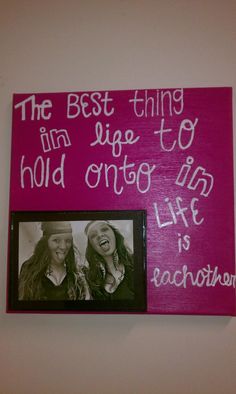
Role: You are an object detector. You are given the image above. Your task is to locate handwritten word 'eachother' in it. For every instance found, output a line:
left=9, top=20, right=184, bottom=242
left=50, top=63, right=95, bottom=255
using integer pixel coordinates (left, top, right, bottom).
left=151, top=265, right=236, bottom=288
left=85, top=155, right=156, bottom=195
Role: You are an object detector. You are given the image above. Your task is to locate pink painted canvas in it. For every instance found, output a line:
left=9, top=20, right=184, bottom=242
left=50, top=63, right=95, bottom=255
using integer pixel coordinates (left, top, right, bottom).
left=8, top=87, right=235, bottom=314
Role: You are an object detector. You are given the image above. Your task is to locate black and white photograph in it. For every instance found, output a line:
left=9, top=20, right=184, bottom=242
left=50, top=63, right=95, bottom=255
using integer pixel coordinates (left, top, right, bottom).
left=8, top=210, right=146, bottom=313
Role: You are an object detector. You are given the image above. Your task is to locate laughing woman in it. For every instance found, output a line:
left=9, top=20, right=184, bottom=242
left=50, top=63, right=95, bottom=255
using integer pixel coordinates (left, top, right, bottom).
left=85, top=221, right=134, bottom=300
left=19, top=221, right=90, bottom=300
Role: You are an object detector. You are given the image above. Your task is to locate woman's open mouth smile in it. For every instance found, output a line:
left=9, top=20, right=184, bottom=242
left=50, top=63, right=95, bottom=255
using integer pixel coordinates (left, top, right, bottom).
left=99, top=238, right=110, bottom=252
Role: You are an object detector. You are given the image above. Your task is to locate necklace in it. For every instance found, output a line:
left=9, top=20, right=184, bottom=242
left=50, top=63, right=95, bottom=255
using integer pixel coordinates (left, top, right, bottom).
left=46, top=265, right=67, bottom=286
left=104, top=265, right=125, bottom=294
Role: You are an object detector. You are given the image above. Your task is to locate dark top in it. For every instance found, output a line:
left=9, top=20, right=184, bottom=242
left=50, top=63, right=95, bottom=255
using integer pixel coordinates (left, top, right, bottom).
left=19, top=260, right=73, bottom=300
left=40, top=275, right=69, bottom=300
left=91, top=263, right=134, bottom=301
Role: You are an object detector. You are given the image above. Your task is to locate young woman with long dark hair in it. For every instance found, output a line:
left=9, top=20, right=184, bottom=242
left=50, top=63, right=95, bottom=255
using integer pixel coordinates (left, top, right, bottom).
left=85, top=221, right=134, bottom=300
left=19, top=221, right=90, bottom=300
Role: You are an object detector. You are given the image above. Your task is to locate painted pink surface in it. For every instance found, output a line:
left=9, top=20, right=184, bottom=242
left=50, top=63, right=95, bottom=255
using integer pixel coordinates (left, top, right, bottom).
left=10, top=87, right=235, bottom=315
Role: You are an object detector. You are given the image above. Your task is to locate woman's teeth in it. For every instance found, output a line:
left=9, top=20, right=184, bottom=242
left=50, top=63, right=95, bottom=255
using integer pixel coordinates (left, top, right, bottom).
left=99, top=239, right=109, bottom=251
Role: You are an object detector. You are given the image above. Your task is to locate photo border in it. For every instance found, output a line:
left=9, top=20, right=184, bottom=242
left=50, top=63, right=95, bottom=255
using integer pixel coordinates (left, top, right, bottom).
left=7, top=210, right=147, bottom=313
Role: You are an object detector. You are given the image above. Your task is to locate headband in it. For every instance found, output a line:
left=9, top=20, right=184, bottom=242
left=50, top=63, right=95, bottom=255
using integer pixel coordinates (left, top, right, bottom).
left=84, top=220, right=110, bottom=235
left=41, top=221, right=72, bottom=236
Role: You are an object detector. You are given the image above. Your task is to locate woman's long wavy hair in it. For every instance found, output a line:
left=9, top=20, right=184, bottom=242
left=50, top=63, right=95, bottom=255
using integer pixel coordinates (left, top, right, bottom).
left=19, top=235, right=84, bottom=300
left=85, top=223, right=133, bottom=293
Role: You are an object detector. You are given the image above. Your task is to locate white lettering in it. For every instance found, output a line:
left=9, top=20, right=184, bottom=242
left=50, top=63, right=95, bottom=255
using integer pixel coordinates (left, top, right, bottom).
left=67, top=91, right=115, bottom=119
left=90, top=122, right=140, bottom=157
left=151, top=264, right=236, bottom=289
left=85, top=155, right=156, bottom=195
left=129, top=89, right=184, bottom=117
left=153, top=196, right=204, bottom=228
left=154, top=118, right=198, bottom=151
left=14, top=95, right=52, bottom=121
left=20, top=154, right=65, bottom=188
